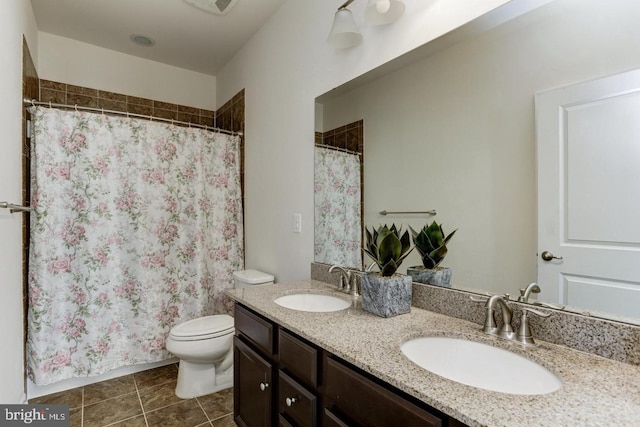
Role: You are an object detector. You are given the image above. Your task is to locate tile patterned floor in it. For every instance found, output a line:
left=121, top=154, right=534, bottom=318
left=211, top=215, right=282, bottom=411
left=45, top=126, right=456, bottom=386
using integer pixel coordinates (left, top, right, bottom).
left=29, top=364, right=236, bottom=427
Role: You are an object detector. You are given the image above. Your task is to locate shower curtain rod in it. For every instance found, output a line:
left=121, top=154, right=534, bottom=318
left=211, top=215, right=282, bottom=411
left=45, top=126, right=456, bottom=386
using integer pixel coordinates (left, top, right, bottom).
left=23, top=98, right=243, bottom=137
left=316, top=143, right=361, bottom=156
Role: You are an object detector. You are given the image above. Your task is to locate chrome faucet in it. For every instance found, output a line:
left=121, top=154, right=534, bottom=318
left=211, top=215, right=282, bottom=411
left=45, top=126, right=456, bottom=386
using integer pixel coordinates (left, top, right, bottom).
left=517, top=282, right=540, bottom=303
left=472, top=293, right=552, bottom=346
left=516, top=307, right=551, bottom=345
left=517, top=282, right=565, bottom=310
left=482, top=294, right=515, bottom=339
left=329, top=265, right=358, bottom=296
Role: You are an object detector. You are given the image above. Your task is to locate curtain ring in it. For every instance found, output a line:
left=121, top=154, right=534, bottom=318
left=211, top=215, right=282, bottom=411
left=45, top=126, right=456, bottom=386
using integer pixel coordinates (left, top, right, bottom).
left=48, top=101, right=52, bottom=108
left=31, top=99, right=36, bottom=107
left=74, top=104, right=78, bottom=112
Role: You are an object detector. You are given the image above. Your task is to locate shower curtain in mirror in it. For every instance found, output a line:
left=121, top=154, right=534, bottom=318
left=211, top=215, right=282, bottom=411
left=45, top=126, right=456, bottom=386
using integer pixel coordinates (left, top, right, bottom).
left=314, top=147, right=362, bottom=269
left=27, top=106, right=244, bottom=385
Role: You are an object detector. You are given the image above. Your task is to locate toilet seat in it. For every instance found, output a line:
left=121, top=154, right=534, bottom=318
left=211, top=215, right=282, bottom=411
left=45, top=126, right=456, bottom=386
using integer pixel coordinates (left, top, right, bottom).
left=169, top=315, right=234, bottom=341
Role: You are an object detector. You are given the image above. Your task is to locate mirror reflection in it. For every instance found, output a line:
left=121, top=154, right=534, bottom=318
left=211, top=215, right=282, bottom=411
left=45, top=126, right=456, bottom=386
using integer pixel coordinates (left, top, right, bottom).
left=314, top=0, right=640, bottom=325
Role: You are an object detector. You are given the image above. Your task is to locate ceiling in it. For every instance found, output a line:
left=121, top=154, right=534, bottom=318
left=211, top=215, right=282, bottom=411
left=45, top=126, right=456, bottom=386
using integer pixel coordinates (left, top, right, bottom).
left=30, top=0, right=287, bottom=76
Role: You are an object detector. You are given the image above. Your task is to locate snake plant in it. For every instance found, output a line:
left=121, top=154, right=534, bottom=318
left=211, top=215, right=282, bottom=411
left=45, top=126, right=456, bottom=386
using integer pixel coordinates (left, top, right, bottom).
left=409, top=221, right=457, bottom=269
left=363, top=224, right=413, bottom=277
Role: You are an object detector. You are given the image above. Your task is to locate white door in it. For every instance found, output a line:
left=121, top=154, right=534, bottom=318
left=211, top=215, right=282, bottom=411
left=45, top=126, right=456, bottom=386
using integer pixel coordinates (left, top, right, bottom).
left=536, top=68, right=640, bottom=319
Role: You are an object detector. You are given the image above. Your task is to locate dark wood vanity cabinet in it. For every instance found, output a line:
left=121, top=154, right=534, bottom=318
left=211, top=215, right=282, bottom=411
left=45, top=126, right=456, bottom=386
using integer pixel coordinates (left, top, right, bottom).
left=234, top=304, right=320, bottom=427
left=323, top=355, right=442, bottom=427
left=234, top=304, right=277, bottom=427
left=234, top=303, right=468, bottom=427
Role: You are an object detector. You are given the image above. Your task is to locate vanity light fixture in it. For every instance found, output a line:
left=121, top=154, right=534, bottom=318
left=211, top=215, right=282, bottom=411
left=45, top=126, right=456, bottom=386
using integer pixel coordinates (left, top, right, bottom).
left=327, top=0, right=405, bottom=49
left=364, top=0, right=406, bottom=25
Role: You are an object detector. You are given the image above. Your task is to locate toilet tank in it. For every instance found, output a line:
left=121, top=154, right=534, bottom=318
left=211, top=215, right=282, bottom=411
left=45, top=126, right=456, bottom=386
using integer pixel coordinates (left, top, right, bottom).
left=233, top=269, right=275, bottom=288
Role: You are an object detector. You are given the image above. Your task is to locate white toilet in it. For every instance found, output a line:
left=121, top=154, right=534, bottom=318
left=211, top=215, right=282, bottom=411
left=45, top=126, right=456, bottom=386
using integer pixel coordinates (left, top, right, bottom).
left=166, top=269, right=274, bottom=398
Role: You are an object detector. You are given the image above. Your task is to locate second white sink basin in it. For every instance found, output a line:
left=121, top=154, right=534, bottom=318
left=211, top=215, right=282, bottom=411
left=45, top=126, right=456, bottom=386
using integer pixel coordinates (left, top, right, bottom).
left=401, top=337, right=562, bottom=395
left=274, top=293, right=351, bottom=312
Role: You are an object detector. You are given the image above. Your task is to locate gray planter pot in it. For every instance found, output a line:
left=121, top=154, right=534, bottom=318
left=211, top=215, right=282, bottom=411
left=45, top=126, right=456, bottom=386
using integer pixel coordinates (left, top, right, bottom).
left=360, top=273, right=412, bottom=318
left=407, top=266, right=452, bottom=288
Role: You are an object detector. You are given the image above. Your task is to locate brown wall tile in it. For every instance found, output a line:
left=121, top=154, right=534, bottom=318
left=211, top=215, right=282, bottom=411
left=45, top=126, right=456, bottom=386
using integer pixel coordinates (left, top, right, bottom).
left=128, top=104, right=153, bottom=116
left=153, top=101, right=178, bottom=111
left=153, top=108, right=178, bottom=120
left=98, top=98, right=127, bottom=112
left=40, top=79, right=64, bottom=91
left=67, top=93, right=98, bottom=108
left=39, top=88, right=65, bottom=105
left=127, top=96, right=153, bottom=107
left=98, top=90, right=127, bottom=102
left=66, top=84, right=97, bottom=98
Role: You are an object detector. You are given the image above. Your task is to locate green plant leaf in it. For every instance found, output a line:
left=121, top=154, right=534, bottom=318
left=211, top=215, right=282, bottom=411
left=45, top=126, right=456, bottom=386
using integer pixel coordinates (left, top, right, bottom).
left=380, top=259, right=398, bottom=276
left=379, top=232, right=401, bottom=265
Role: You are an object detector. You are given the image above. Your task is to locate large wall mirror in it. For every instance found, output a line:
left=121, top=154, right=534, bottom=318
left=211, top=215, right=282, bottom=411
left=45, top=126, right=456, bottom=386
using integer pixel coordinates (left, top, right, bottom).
left=314, top=0, right=640, bottom=326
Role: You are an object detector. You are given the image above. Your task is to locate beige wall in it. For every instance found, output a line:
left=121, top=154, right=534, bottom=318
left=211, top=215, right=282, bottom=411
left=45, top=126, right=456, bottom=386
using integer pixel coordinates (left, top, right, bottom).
left=321, top=0, right=640, bottom=294
left=215, top=0, right=543, bottom=283
left=0, top=0, right=38, bottom=404
left=38, top=32, right=216, bottom=110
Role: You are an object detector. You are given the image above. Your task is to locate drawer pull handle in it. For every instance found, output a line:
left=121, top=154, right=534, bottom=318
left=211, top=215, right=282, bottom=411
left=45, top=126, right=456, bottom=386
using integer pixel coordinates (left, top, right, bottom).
left=285, top=397, right=297, bottom=407
left=259, top=382, right=269, bottom=391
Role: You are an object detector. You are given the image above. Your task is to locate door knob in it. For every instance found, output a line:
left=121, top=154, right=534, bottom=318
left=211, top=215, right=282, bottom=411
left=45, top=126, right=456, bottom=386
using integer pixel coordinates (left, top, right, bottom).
left=541, top=251, right=563, bottom=261
left=259, top=382, right=269, bottom=391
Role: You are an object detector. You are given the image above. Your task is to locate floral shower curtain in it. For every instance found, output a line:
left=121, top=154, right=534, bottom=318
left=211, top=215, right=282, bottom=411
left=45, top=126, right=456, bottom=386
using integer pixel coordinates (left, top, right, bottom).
left=27, top=106, right=244, bottom=385
left=314, top=147, right=362, bottom=269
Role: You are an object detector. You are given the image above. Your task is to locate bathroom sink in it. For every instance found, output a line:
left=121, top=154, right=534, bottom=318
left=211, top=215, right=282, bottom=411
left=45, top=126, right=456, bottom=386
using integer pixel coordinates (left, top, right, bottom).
left=274, top=293, right=351, bottom=312
left=401, top=337, right=561, bottom=395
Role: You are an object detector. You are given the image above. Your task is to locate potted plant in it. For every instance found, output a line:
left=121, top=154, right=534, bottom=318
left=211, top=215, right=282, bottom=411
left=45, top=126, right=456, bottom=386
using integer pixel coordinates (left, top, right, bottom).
left=407, top=221, right=457, bottom=287
left=361, top=224, right=414, bottom=317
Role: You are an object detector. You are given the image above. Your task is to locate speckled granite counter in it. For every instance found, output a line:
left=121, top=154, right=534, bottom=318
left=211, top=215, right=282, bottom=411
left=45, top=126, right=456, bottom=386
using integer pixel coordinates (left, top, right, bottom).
left=227, top=280, right=640, bottom=427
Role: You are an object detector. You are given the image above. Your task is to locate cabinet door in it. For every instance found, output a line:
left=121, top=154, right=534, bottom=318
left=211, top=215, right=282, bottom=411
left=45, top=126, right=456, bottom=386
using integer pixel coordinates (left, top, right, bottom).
left=234, top=336, right=274, bottom=427
left=324, top=355, right=442, bottom=427
left=278, top=370, right=317, bottom=427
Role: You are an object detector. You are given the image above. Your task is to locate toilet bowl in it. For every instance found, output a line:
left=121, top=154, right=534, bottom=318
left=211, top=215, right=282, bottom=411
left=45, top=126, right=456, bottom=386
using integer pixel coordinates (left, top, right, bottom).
left=166, top=269, right=274, bottom=398
left=166, top=315, right=235, bottom=398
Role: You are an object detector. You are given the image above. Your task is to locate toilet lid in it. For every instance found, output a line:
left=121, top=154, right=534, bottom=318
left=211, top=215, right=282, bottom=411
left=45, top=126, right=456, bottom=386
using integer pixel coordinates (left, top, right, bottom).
left=169, top=315, right=234, bottom=341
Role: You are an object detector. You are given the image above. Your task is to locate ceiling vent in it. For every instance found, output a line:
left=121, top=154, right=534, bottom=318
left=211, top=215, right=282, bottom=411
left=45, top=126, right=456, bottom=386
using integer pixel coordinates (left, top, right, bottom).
left=182, top=0, right=240, bottom=15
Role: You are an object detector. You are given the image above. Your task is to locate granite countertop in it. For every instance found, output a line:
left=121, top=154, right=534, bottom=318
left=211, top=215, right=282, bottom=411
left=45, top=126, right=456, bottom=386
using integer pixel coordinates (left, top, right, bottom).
left=227, top=280, right=640, bottom=427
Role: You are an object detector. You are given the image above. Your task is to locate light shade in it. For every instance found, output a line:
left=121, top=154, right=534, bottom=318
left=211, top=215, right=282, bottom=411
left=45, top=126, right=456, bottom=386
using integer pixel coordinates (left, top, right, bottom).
left=364, top=0, right=405, bottom=25
left=327, top=8, right=363, bottom=49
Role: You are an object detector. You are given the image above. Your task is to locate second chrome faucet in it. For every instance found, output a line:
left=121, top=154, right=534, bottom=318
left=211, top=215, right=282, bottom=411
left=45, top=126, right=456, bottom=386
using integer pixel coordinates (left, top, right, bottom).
left=473, top=293, right=551, bottom=346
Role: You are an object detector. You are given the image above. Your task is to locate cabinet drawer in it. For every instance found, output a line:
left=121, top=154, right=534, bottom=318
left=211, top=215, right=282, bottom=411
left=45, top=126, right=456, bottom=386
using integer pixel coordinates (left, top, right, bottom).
left=279, top=329, right=319, bottom=388
left=324, top=356, right=442, bottom=427
left=278, top=370, right=318, bottom=427
left=323, top=408, right=349, bottom=427
left=235, top=304, right=275, bottom=356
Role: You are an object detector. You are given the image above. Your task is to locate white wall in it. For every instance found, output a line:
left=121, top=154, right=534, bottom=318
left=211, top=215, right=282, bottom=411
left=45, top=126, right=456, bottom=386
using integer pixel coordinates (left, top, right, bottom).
left=214, top=0, right=551, bottom=282
left=320, top=0, right=640, bottom=295
left=0, top=0, right=38, bottom=404
left=38, top=33, right=216, bottom=110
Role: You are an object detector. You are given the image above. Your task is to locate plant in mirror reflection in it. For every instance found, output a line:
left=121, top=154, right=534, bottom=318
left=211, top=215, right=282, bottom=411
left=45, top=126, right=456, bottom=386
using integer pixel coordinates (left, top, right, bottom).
left=409, top=221, right=457, bottom=269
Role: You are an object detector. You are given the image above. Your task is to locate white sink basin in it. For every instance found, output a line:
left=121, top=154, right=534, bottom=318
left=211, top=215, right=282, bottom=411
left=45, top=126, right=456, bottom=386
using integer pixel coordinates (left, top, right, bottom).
left=274, top=293, right=351, bottom=312
left=401, top=337, right=562, bottom=395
